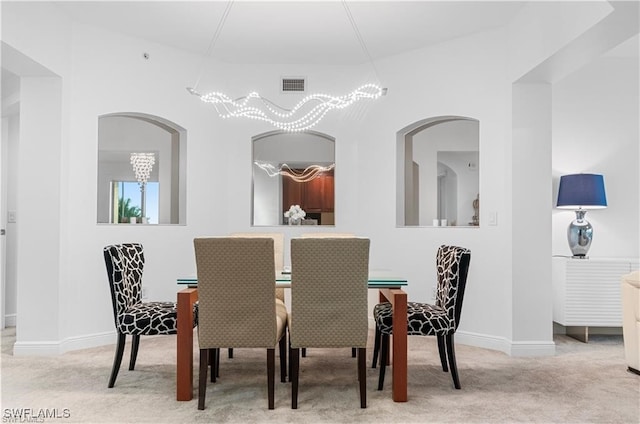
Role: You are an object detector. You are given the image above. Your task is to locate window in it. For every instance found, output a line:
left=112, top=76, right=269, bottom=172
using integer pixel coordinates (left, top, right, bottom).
left=110, top=181, right=159, bottom=224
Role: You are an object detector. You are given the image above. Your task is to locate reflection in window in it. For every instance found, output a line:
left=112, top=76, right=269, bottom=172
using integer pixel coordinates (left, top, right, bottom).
left=97, top=112, right=187, bottom=225
left=397, top=116, right=480, bottom=227
left=110, top=181, right=159, bottom=224
left=280, top=169, right=335, bottom=225
left=252, top=131, right=335, bottom=226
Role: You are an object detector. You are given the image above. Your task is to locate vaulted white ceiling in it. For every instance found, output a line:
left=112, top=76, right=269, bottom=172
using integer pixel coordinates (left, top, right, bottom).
left=54, top=1, right=526, bottom=65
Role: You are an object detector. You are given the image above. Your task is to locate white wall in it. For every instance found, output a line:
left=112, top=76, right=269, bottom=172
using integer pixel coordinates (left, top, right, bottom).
left=507, top=1, right=613, bottom=81
left=18, top=76, right=64, bottom=346
left=2, top=1, right=635, bottom=356
left=511, top=82, right=554, bottom=348
left=552, top=45, right=640, bottom=259
left=352, top=28, right=515, bottom=352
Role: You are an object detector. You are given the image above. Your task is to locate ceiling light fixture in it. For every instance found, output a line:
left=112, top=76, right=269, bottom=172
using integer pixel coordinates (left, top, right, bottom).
left=187, top=0, right=386, bottom=132
left=254, top=162, right=335, bottom=183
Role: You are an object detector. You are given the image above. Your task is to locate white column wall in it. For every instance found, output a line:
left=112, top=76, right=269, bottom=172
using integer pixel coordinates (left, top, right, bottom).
left=2, top=114, right=19, bottom=327
left=16, top=77, right=63, bottom=347
left=511, top=83, right=554, bottom=350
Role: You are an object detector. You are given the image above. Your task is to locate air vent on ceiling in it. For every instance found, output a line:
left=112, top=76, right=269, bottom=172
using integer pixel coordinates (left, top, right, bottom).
left=281, top=77, right=306, bottom=93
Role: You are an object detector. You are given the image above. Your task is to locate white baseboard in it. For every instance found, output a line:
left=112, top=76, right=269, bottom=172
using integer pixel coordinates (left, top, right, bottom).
left=13, top=331, right=116, bottom=356
left=456, top=330, right=556, bottom=357
left=4, top=313, right=16, bottom=327
left=509, top=340, right=556, bottom=356
left=11, top=329, right=556, bottom=357
left=455, top=331, right=511, bottom=354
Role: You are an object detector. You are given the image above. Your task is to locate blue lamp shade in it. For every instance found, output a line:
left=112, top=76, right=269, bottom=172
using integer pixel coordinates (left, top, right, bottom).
left=556, top=173, right=607, bottom=210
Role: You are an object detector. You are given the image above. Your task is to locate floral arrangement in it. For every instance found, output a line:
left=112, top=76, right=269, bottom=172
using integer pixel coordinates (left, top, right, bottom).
left=284, top=204, right=306, bottom=224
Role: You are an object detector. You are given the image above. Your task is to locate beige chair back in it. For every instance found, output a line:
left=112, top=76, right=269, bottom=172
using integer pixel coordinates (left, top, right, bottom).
left=300, top=233, right=355, bottom=238
left=194, top=237, right=279, bottom=348
left=230, top=232, right=285, bottom=302
left=289, top=237, right=370, bottom=349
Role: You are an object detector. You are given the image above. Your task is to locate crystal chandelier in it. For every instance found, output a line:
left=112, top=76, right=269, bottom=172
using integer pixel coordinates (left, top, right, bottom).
left=188, top=0, right=386, bottom=132
left=130, top=153, right=155, bottom=219
left=254, top=162, right=335, bottom=183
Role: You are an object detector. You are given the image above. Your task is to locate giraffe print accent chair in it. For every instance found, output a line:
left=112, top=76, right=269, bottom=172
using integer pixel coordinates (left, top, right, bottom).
left=103, top=243, right=198, bottom=388
left=372, top=245, right=471, bottom=390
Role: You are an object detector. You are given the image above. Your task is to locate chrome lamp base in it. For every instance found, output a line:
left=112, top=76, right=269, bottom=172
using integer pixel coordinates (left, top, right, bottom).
left=567, top=209, right=593, bottom=258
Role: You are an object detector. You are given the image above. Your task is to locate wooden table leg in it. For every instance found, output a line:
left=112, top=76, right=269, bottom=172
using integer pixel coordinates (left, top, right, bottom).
left=379, top=288, right=408, bottom=402
left=177, top=288, right=198, bottom=401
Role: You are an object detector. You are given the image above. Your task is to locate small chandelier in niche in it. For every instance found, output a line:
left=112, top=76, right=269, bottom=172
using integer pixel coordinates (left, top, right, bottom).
left=130, top=152, right=156, bottom=220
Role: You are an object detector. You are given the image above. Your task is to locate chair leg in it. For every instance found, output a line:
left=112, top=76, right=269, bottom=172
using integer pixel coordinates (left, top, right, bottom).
left=377, top=333, right=389, bottom=390
left=216, top=348, right=220, bottom=378
left=445, top=334, right=461, bottom=389
left=288, top=339, right=292, bottom=382
left=291, top=348, right=300, bottom=409
left=279, top=334, right=287, bottom=383
left=267, top=348, right=275, bottom=409
left=372, top=325, right=381, bottom=368
left=437, top=334, right=449, bottom=372
left=228, top=347, right=233, bottom=359
left=198, top=348, right=209, bottom=410
left=358, top=347, right=367, bottom=408
left=108, top=333, right=126, bottom=388
left=209, top=349, right=214, bottom=382
left=128, top=334, right=140, bottom=371
left=209, top=349, right=219, bottom=382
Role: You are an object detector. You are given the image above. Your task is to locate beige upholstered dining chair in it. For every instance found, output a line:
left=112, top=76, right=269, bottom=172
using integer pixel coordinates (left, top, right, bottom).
left=299, top=232, right=356, bottom=357
left=289, top=237, right=370, bottom=409
left=230, top=233, right=285, bottom=302
left=622, top=270, right=640, bottom=375
left=301, top=232, right=355, bottom=238
left=193, top=237, right=288, bottom=410
left=229, top=233, right=285, bottom=360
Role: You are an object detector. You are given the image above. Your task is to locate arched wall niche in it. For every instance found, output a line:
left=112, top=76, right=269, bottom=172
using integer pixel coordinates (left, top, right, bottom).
left=252, top=130, right=336, bottom=226
left=396, top=116, right=480, bottom=227
left=96, top=112, right=187, bottom=225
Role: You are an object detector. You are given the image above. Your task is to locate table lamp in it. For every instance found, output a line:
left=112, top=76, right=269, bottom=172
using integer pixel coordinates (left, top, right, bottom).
left=556, top=173, right=607, bottom=258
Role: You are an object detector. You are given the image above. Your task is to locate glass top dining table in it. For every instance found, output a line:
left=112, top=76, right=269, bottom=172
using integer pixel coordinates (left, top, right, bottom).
left=176, top=270, right=408, bottom=288
left=175, top=270, right=409, bottom=402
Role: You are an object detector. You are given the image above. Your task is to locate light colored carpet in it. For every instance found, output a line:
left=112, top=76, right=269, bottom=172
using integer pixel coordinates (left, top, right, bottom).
left=1, top=327, right=638, bottom=423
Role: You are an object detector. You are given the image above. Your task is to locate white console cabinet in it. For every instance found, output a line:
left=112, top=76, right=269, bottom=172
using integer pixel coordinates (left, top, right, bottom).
left=552, top=256, right=640, bottom=342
